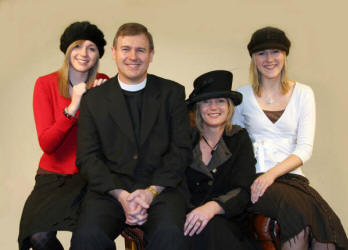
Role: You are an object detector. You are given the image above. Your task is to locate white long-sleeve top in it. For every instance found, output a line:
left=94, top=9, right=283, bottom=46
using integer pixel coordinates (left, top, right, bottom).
left=232, top=83, right=316, bottom=175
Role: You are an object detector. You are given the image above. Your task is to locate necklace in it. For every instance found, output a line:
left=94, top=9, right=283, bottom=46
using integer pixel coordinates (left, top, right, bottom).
left=202, top=136, right=219, bottom=155
left=266, top=97, right=274, bottom=104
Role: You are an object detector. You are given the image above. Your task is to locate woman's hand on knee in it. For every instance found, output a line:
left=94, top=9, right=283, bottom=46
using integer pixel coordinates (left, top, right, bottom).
left=250, top=172, right=275, bottom=203
left=184, top=201, right=223, bottom=236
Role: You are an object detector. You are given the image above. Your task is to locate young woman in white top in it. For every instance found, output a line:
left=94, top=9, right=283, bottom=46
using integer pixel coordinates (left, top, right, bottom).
left=233, top=27, right=347, bottom=250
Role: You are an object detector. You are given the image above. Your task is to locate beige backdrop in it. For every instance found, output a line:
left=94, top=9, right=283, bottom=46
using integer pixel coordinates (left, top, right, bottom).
left=1, top=0, right=347, bottom=249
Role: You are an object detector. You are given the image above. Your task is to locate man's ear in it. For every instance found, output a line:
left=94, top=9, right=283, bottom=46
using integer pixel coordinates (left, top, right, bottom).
left=149, top=49, right=155, bottom=63
left=111, top=46, right=116, bottom=60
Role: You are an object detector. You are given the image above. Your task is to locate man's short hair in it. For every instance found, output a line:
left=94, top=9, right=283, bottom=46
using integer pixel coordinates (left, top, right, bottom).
left=113, top=22, right=154, bottom=51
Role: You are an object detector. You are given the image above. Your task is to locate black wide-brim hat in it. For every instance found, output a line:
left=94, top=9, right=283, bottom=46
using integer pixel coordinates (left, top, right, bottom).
left=185, top=70, right=242, bottom=107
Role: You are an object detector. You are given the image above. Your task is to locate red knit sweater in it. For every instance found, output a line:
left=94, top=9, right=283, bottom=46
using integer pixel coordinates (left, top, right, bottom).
left=33, top=71, right=109, bottom=174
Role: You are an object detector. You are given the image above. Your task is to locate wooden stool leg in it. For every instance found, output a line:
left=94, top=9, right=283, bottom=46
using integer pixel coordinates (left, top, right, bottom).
left=122, top=227, right=144, bottom=250
left=255, top=216, right=277, bottom=250
left=249, top=214, right=280, bottom=250
left=124, top=237, right=137, bottom=250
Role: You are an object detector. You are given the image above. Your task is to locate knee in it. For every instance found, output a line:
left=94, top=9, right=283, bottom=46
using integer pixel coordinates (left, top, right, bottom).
left=148, top=223, right=185, bottom=244
left=295, top=226, right=310, bottom=241
left=146, top=224, right=187, bottom=250
left=30, top=231, right=63, bottom=250
left=30, top=232, right=50, bottom=246
left=72, top=227, right=103, bottom=241
left=154, top=223, right=183, bottom=238
left=200, top=216, right=241, bottom=240
left=71, top=227, right=115, bottom=250
left=281, top=227, right=310, bottom=250
left=30, top=232, right=56, bottom=246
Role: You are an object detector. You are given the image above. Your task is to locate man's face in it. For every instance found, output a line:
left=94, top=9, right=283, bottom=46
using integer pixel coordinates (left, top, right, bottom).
left=112, top=34, right=154, bottom=84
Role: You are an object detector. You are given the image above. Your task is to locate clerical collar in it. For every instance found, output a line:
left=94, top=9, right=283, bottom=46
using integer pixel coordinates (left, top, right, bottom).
left=118, top=76, right=147, bottom=92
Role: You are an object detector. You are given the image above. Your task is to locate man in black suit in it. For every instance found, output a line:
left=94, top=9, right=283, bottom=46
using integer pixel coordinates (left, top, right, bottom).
left=70, top=23, right=191, bottom=250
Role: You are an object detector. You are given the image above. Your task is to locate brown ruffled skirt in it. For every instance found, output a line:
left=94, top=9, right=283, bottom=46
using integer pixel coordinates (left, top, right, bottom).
left=248, top=173, right=348, bottom=249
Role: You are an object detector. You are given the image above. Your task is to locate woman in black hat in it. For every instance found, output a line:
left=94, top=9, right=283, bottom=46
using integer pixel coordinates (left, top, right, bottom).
left=184, top=70, right=258, bottom=250
left=18, top=21, right=108, bottom=250
left=233, top=27, right=348, bottom=249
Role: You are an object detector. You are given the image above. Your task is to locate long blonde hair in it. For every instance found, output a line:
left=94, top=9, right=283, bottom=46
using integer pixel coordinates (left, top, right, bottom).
left=249, top=51, right=290, bottom=97
left=58, top=40, right=99, bottom=98
left=194, top=98, right=235, bottom=135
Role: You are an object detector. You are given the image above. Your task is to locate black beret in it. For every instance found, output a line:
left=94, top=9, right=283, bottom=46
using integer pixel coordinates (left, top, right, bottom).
left=60, top=21, right=106, bottom=58
left=247, top=27, right=291, bottom=56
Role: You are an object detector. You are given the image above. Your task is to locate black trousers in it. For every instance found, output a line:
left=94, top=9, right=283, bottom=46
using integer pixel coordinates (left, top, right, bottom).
left=70, top=188, right=189, bottom=250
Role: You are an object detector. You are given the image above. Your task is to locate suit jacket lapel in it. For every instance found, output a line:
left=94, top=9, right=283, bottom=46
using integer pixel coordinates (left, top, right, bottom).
left=140, top=75, right=160, bottom=146
left=105, top=77, right=136, bottom=144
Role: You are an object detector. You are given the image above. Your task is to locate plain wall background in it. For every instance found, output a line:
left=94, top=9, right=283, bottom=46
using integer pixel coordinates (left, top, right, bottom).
left=1, top=0, right=347, bottom=249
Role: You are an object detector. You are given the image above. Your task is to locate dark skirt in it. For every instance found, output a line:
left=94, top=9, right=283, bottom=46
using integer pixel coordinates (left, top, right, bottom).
left=186, top=215, right=260, bottom=250
left=18, top=174, right=87, bottom=250
left=248, top=173, right=348, bottom=249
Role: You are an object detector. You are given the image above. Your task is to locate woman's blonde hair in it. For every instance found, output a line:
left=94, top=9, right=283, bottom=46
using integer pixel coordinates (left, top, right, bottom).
left=249, top=51, right=290, bottom=97
left=58, top=40, right=99, bottom=98
left=194, top=98, right=235, bottom=135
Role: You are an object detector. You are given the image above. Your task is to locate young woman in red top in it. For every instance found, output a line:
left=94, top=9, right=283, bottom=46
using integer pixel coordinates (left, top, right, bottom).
left=18, top=21, right=109, bottom=250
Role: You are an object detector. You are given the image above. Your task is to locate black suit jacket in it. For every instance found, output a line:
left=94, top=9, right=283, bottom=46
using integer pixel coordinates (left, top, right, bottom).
left=76, top=74, right=192, bottom=195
